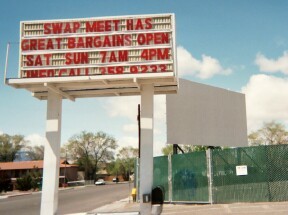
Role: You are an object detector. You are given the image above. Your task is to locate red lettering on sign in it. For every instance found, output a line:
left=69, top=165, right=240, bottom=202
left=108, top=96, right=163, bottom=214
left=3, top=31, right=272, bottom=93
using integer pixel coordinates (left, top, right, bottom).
left=44, top=22, right=81, bottom=34
left=135, top=19, right=144, bottom=30
left=86, top=37, right=93, bottom=48
left=127, top=18, right=152, bottom=30
left=76, top=37, right=85, bottom=48
left=100, top=51, right=128, bottom=63
left=46, top=39, right=54, bottom=49
left=25, top=55, right=44, bottom=66
left=44, top=54, right=52, bottom=66
left=100, top=51, right=107, bottom=63
left=68, top=38, right=76, bottom=49
left=86, top=20, right=120, bottom=32
left=73, top=22, right=80, bottom=32
left=21, top=38, right=63, bottom=51
left=52, top=23, right=63, bottom=34
left=103, top=36, right=112, bottom=47
left=145, top=18, right=152, bottom=29
left=35, top=55, right=43, bottom=66
left=38, top=39, right=45, bottom=50
left=65, top=52, right=89, bottom=65
left=141, top=48, right=170, bottom=60
left=128, top=64, right=167, bottom=74
left=21, top=40, right=29, bottom=51
left=26, top=55, right=33, bottom=66
left=137, top=33, right=169, bottom=45
left=30, top=40, right=37, bottom=50
left=26, top=70, right=55, bottom=78
left=113, top=20, right=120, bottom=31
left=126, top=19, right=133, bottom=30
left=44, top=23, right=51, bottom=34
left=101, top=66, right=124, bottom=75
left=64, top=23, right=72, bottom=33
left=93, top=36, right=101, bottom=47
left=55, top=38, right=62, bottom=49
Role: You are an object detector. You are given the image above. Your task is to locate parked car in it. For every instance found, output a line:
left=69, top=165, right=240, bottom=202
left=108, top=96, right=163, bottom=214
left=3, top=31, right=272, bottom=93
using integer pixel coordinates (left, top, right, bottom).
left=95, top=179, right=105, bottom=185
left=112, top=177, right=119, bottom=183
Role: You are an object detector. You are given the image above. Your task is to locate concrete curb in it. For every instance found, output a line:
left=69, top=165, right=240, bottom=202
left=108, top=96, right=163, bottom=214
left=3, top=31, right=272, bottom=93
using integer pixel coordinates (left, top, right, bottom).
left=0, top=192, right=32, bottom=199
left=0, top=186, right=82, bottom=199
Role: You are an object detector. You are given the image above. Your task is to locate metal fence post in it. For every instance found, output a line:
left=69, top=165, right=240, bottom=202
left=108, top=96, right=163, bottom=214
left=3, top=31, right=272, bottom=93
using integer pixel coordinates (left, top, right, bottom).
left=168, top=154, right=172, bottom=202
left=136, top=157, right=140, bottom=202
left=206, top=148, right=213, bottom=204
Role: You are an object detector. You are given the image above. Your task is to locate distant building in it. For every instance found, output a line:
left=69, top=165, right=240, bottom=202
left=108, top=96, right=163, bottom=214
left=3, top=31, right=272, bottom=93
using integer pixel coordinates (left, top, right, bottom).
left=0, top=159, right=78, bottom=182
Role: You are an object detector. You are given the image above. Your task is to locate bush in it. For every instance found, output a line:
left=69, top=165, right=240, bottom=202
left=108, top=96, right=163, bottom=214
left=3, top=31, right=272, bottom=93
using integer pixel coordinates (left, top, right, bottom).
left=0, top=171, right=13, bottom=192
left=16, top=174, right=32, bottom=191
left=16, top=169, right=42, bottom=191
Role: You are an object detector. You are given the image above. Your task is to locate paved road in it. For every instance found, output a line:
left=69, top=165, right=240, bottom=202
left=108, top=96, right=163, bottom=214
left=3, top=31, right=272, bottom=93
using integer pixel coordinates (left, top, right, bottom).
left=0, top=183, right=130, bottom=215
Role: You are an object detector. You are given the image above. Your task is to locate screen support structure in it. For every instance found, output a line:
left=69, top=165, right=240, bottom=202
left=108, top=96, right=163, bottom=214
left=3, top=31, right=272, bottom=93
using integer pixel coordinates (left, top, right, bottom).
left=39, top=84, right=155, bottom=215
left=40, top=90, right=62, bottom=215
left=140, top=84, right=154, bottom=215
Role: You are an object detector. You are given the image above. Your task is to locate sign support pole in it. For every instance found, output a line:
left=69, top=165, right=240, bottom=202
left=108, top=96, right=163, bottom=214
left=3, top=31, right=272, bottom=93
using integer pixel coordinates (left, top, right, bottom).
left=140, top=84, right=154, bottom=215
left=40, top=90, right=62, bottom=215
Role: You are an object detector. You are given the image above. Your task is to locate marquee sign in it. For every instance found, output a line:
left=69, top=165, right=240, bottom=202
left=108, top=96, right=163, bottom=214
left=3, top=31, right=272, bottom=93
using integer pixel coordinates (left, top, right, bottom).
left=19, top=14, right=177, bottom=79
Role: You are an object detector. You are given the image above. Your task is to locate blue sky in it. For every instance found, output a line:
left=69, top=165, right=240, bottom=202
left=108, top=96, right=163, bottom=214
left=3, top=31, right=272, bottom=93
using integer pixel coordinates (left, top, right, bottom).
left=1, top=0, right=288, bottom=155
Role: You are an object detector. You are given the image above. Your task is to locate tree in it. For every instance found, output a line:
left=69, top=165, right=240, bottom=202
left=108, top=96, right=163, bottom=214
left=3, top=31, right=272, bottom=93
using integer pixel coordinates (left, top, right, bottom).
left=64, top=131, right=117, bottom=180
left=26, top=145, right=45, bottom=160
left=161, top=144, right=173, bottom=156
left=0, top=134, right=26, bottom=162
left=107, top=147, right=138, bottom=181
left=248, top=121, right=288, bottom=146
left=161, top=144, right=214, bottom=156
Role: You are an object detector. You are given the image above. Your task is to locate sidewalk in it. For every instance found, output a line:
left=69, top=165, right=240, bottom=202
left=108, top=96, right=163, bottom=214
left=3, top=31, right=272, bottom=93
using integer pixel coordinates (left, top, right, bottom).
left=87, top=198, right=288, bottom=215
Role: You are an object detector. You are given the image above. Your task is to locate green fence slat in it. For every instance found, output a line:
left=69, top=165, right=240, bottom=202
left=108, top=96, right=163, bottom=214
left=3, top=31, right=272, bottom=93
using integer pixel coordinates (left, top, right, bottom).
left=153, top=156, right=169, bottom=201
left=171, top=152, right=209, bottom=202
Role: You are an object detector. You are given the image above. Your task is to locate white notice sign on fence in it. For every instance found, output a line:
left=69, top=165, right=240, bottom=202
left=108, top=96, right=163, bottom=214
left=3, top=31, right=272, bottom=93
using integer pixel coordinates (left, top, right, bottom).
left=236, top=165, right=248, bottom=176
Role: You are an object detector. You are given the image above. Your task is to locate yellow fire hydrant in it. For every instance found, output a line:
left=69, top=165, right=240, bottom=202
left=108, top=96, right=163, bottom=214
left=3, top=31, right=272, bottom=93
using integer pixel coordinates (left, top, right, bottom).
left=131, top=188, right=137, bottom=202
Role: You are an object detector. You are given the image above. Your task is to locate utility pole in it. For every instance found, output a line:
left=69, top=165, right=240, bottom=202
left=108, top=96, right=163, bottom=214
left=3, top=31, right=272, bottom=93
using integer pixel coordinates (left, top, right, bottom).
left=137, top=104, right=141, bottom=158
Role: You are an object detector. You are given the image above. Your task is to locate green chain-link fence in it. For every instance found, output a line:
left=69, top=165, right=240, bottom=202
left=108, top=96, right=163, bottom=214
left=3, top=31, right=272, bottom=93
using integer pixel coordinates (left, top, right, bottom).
left=172, top=152, right=209, bottom=202
left=153, top=156, right=169, bottom=201
left=135, top=144, right=288, bottom=203
left=211, top=145, right=288, bottom=203
left=212, top=146, right=269, bottom=203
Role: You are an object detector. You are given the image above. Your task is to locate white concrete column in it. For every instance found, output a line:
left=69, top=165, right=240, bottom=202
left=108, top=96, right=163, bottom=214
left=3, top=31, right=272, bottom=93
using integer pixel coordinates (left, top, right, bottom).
left=140, top=84, right=154, bottom=215
left=41, top=90, right=62, bottom=215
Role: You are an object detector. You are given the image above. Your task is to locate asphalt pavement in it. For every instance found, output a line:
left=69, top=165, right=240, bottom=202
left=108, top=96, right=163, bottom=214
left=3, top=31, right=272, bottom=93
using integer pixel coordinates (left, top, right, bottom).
left=0, top=183, right=130, bottom=215
left=2, top=186, right=288, bottom=215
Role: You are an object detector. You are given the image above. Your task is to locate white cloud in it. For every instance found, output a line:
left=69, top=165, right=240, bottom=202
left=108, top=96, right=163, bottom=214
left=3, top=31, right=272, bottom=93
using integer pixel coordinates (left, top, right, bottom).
left=242, top=74, right=288, bottom=131
left=105, top=96, right=140, bottom=121
left=0, top=130, right=3, bottom=135
left=123, top=123, right=138, bottom=133
left=177, top=46, right=232, bottom=79
left=255, top=52, right=288, bottom=74
left=104, top=95, right=166, bottom=127
left=25, top=134, right=47, bottom=147
left=117, top=136, right=138, bottom=149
